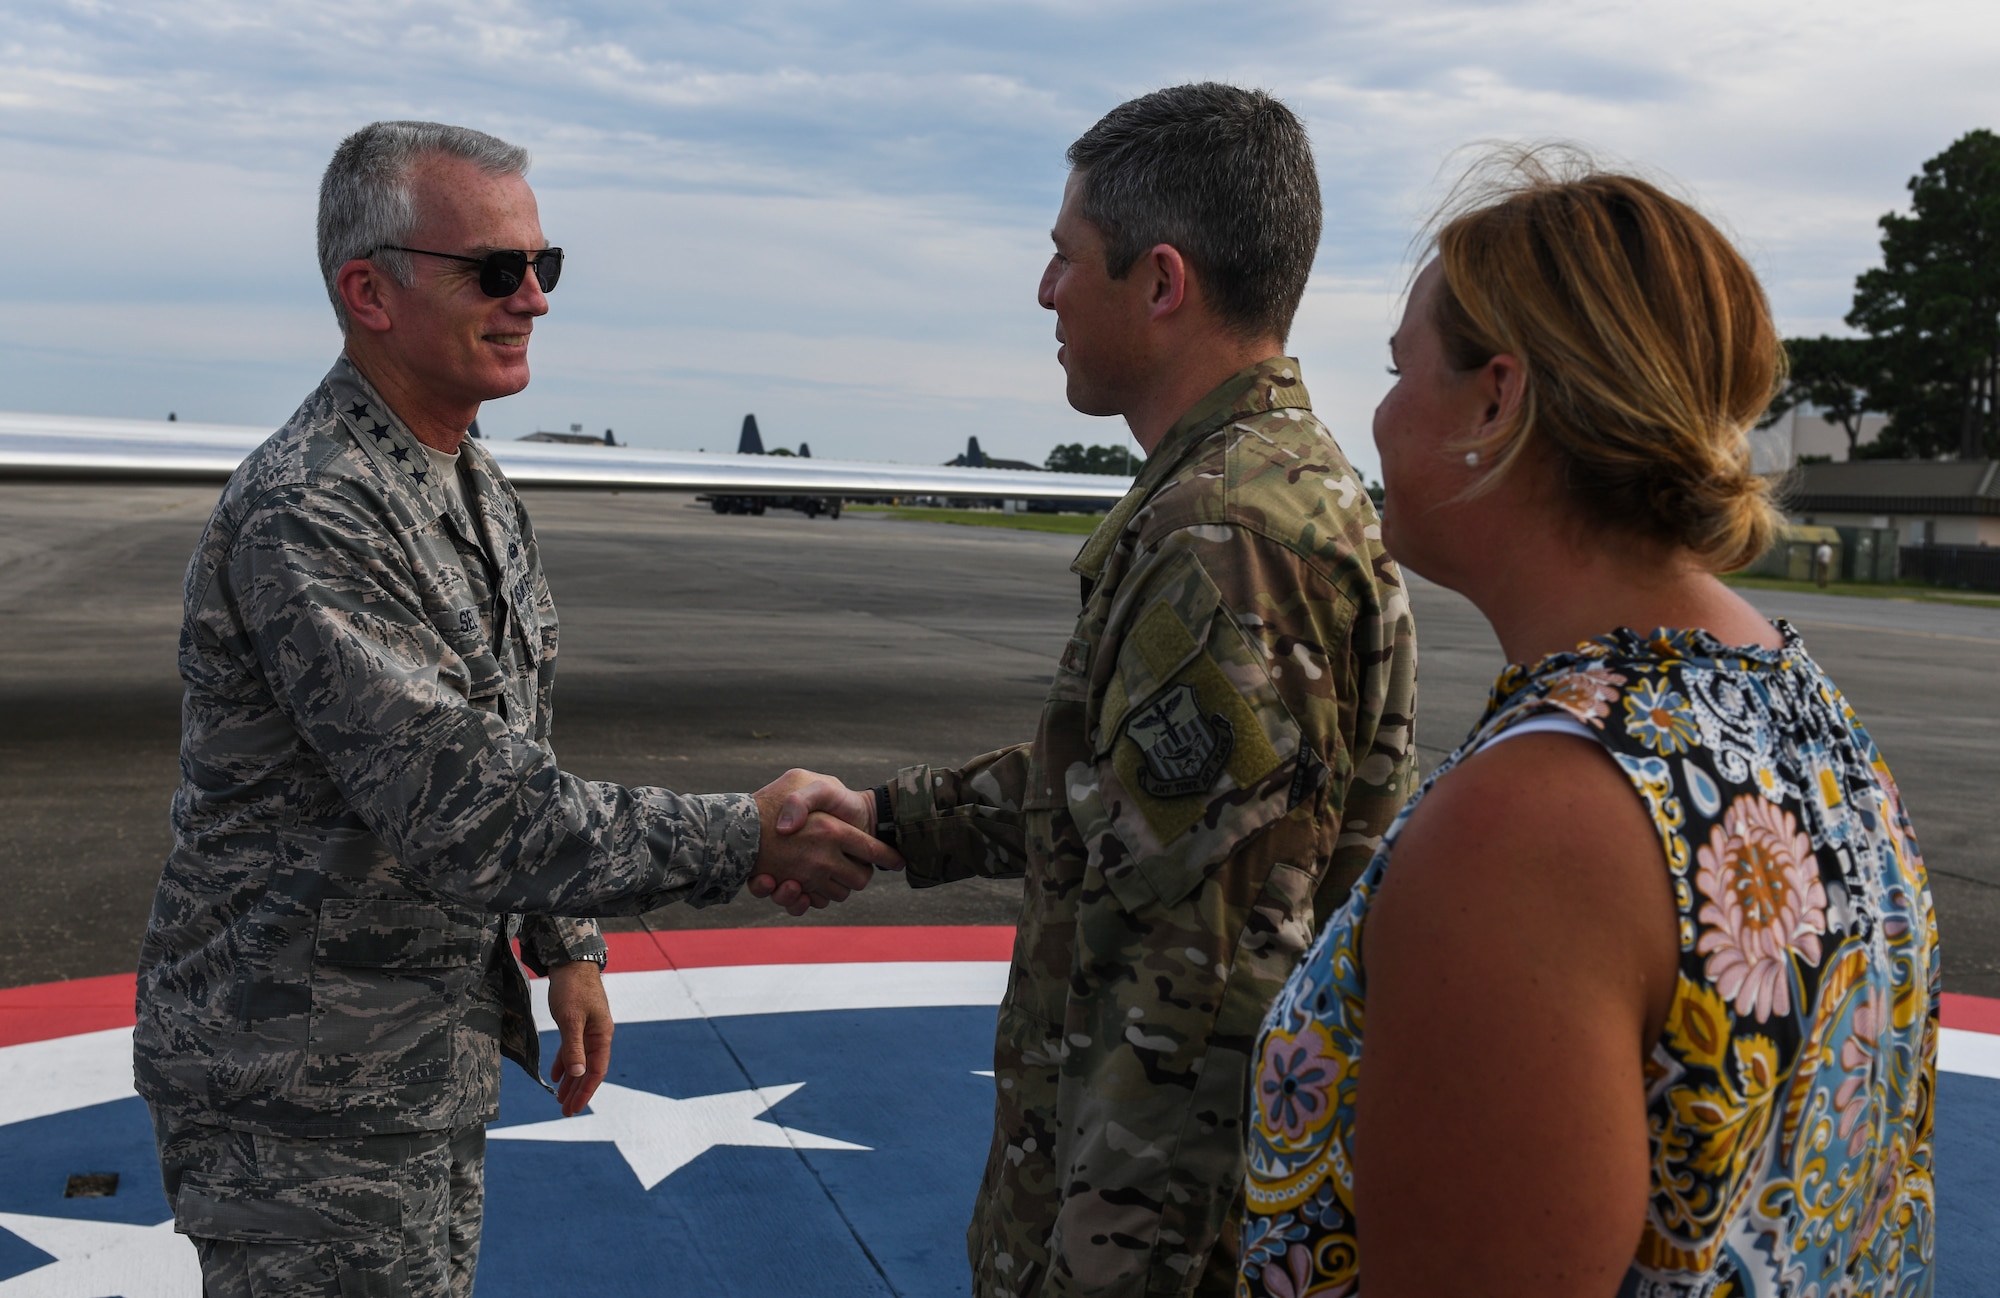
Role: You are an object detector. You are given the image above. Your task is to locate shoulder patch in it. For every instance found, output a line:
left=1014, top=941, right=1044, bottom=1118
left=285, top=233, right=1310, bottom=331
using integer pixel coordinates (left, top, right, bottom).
left=1110, top=644, right=1284, bottom=847
left=1125, top=682, right=1234, bottom=798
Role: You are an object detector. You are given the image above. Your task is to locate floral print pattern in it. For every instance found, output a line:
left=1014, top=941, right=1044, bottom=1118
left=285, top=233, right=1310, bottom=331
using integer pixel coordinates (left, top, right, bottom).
left=1623, top=677, right=1700, bottom=754
left=1543, top=661, right=1626, bottom=726
left=1694, top=795, right=1828, bottom=1021
left=1242, top=624, right=1938, bottom=1298
left=1257, top=1022, right=1338, bottom=1141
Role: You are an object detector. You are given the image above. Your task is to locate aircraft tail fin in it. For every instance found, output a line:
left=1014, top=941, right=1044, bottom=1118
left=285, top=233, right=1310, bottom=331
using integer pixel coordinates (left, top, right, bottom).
left=738, top=415, right=764, bottom=455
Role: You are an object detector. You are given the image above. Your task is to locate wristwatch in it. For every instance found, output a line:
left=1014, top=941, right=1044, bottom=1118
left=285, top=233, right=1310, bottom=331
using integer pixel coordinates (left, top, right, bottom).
left=869, top=784, right=899, bottom=848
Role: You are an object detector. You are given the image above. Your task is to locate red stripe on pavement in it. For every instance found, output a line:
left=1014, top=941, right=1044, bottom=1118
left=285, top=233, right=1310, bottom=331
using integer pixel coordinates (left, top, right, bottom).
left=0, top=927, right=1019, bottom=1047
left=516, top=926, right=1016, bottom=976
left=1943, top=991, right=2000, bottom=1037
left=9, top=939, right=1990, bottom=1049
left=622, top=925, right=1017, bottom=971
left=0, top=971, right=137, bottom=1047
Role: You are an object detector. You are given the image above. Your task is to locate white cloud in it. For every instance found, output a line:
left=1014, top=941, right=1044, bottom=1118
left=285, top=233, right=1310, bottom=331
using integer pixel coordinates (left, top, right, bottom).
left=1, top=0, right=1998, bottom=478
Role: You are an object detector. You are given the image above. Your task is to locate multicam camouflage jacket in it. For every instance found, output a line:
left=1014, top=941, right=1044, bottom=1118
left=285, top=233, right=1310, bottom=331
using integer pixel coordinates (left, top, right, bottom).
left=886, top=358, right=1421, bottom=1297
left=135, top=356, right=761, bottom=1139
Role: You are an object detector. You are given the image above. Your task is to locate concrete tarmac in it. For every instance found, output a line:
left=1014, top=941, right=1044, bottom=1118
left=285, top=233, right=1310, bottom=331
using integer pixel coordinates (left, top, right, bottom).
left=2, top=483, right=1996, bottom=994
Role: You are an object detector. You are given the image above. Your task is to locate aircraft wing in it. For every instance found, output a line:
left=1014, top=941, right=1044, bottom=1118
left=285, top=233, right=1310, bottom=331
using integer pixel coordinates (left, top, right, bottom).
left=0, top=411, right=1134, bottom=502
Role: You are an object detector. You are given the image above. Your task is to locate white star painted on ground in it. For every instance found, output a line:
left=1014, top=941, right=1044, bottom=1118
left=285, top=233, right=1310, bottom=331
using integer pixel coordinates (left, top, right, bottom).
left=488, top=1081, right=868, bottom=1190
left=0, top=1213, right=200, bottom=1297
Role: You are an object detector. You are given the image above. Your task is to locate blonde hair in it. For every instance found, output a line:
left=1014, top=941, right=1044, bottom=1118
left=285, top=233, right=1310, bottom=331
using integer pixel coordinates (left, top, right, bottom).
left=1426, top=147, right=1782, bottom=571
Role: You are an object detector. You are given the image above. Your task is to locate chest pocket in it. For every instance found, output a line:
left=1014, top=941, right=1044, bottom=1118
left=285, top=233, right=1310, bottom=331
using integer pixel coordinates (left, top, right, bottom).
left=1024, top=632, right=1095, bottom=814
left=432, top=515, right=517, bottom=712
left=434, top=596, right=506, bottom=712
left=1084, top=550, right=1301, bottom=913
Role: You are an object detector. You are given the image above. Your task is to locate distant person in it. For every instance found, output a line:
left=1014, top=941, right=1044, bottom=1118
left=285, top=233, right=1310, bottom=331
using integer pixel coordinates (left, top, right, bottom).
left=757, top=84, right=1419, bottom=1295
left=1815, top=538, right=1835, bottom=586
left=135, top=120, right=897, bottom=1298
left=1240, top=155, right=1936, bottom=1297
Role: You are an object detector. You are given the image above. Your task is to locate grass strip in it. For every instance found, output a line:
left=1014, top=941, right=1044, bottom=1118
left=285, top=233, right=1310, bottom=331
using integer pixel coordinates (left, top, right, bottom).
left=847, top=513, right=2000, bottom=604
left=1721, top=573, right=2000, bottom=608
left=847, top=505, right=1105, bottom=535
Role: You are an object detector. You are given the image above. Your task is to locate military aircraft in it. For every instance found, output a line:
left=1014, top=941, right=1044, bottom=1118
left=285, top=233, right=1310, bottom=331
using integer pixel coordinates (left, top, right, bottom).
left=703, top=414, right=843, bottom=517
left=0, top=410, right=1133, bottom=508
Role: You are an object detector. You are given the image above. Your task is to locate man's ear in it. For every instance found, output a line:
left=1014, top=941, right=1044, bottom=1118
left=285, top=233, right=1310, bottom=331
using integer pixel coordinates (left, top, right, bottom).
left=336, top=258, right=395, bottom=335
left=1143, top=243, right=1187, bottom=321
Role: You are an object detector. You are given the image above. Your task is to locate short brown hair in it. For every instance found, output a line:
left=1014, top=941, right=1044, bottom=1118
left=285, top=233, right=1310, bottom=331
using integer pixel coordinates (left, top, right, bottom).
left=1067, top=83, right=1320, bottom=343
left=1428, top=148, right=1782, bottom=571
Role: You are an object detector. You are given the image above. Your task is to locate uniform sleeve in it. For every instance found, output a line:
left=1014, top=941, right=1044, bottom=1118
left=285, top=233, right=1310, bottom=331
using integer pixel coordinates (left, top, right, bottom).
left=516, top=915, right=607, bottom=974
left=228, top=485, right=760, bottom=916
left=1077, top=523, right=1399, bottom=917
left=1320, top=533, right=1421, bottom=896
left=885, top=744, right=1034, bottom=885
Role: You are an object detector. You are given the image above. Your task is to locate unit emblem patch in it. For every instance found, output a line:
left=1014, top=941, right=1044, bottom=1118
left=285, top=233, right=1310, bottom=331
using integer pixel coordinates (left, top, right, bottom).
left=1125, top=682, right=1233, bottom=798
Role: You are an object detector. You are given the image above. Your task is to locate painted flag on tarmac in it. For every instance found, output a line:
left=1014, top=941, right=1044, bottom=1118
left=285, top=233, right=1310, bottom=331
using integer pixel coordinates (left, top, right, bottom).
left=0, top=926, right=1995, bottom=1295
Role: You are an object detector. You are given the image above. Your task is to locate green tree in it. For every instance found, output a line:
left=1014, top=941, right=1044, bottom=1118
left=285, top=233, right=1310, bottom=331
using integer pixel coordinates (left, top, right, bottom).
left=1761, top=335, right=1882, bottom=458
left=1046, top=442, right=1140, bottom=474
left=1847, top=129, right=2000, bottom=459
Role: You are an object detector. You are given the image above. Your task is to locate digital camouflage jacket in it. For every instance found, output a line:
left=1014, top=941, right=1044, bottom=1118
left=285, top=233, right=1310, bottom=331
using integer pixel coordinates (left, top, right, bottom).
left=886, top=359, right=1421, bottom=1297
left=135, top=356, right=761, bottom=1139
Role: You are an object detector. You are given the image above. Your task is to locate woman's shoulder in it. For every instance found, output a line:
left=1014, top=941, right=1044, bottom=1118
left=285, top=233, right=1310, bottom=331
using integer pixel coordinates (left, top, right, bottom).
left=1380, top=730, right=1676, bottom=983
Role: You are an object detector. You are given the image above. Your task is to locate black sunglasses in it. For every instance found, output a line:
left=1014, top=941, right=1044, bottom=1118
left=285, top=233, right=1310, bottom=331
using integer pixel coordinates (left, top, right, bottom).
left=379, top=245, right=564, bottom=298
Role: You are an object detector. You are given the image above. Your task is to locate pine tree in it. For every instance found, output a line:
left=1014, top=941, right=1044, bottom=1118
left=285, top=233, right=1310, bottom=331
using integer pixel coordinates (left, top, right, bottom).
left=1847, top=129, right=2000, bottom=459
left=1761, top=336, right=1881, bottom=457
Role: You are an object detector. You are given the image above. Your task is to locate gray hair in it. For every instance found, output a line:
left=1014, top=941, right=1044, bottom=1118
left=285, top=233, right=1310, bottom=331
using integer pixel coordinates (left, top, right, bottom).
left=317, top=121, right=531, bottom=333
left=1066, top=84, right=1320, bottom=343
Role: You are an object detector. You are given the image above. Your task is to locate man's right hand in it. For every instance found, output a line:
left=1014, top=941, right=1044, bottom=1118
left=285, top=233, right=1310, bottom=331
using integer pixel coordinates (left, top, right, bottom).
left=750, top=770, right=902, bottom=917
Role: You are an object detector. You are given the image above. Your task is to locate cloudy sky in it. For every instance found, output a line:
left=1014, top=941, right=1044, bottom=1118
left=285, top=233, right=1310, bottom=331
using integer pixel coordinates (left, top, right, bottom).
left=1, top=0, right=1995, bottom=479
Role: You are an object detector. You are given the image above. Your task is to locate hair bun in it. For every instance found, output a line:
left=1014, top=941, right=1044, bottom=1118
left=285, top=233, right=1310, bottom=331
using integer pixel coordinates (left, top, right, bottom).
left=1428, top=151, right=1782, bottom=571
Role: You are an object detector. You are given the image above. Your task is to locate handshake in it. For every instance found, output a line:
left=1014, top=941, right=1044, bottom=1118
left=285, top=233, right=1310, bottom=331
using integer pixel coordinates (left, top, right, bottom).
left=748, top=769, right=904, bottom=916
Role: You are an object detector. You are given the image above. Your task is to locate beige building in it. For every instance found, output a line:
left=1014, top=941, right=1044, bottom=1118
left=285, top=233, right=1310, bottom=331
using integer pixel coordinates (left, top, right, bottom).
left=1783, top=459, right=2000, bottom=548
left=1748, top=405, right=1889, bottom=473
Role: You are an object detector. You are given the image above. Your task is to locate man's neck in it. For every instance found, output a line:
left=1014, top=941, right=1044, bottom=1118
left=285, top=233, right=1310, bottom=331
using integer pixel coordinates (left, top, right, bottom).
left=1126, top=336, right=1285, bottom=455
left=342, top=346, right=475, bottom=454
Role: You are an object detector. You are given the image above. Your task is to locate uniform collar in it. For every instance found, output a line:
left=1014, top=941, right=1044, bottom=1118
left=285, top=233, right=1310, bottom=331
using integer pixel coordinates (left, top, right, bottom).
left=325, top=354, right=460, bottom=522
left=1072, top=355, right=1311, bottom=582
left=323, top=357, right=536, bottom=651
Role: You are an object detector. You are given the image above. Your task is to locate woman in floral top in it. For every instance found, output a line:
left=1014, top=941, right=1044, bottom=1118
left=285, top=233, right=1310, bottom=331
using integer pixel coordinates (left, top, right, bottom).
left=1240, top=154, right=1936, bottom=1298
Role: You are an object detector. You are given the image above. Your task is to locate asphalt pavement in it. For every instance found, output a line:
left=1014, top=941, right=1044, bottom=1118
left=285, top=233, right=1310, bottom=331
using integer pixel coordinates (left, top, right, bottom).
left=2, top=483, right=1995, bottom=994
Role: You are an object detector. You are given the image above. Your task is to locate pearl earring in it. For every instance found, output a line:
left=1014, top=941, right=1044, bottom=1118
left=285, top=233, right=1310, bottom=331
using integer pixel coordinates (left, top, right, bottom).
left=1464, top=450, right=1481, bottom=467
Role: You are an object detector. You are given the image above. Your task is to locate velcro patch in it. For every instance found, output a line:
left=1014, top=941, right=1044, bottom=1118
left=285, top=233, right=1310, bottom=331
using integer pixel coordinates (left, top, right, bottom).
left=1058, top=634, right=1091, bottom=678
left=1093, top=586, right=1218, bottom=751
left=1113, top=645, right=1282, bottom=845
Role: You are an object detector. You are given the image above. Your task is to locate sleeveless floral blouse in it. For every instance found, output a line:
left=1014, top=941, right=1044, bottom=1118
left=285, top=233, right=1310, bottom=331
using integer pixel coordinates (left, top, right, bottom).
left=1242, top=624, right=1938, bottom=1297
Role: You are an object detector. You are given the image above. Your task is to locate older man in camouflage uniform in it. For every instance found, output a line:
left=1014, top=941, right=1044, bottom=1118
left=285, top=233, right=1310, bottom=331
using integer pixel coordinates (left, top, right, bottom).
left=761, top=84, right=1419, bottom=1297
left=136, top=121, right=892, bottom=1297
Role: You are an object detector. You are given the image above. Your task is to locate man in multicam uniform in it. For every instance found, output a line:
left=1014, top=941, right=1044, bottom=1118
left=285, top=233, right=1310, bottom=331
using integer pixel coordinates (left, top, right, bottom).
left=759, top=84, right=1420, bottom=1297
left=135, top=121, right=894, bottom=1298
